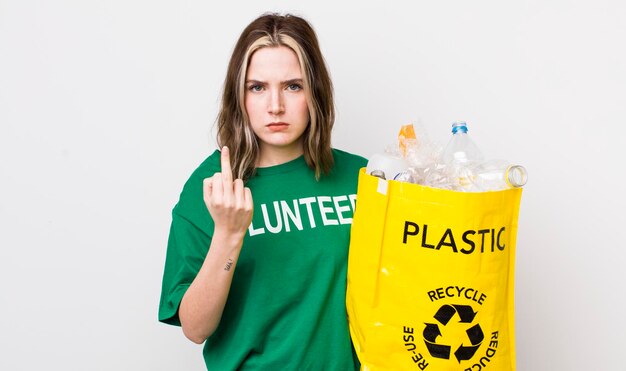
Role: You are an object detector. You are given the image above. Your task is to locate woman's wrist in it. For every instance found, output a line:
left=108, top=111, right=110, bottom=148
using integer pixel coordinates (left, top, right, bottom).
left=211, top=227, right=246, bottom=251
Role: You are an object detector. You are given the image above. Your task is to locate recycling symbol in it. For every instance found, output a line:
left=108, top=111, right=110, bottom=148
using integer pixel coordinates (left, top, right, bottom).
left=423, top=304, right=484, bottom=363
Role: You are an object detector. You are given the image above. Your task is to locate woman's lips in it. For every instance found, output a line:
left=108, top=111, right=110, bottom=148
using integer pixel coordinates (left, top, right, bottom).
left=267, top=122, right=289, bottom=132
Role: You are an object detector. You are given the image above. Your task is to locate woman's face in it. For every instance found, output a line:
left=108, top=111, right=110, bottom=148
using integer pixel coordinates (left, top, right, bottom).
left=244, top=46, right=309, bottom=163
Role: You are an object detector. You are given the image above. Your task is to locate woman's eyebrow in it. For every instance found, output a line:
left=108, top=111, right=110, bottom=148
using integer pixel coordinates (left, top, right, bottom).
left=282, top=78, right=303, bottom=85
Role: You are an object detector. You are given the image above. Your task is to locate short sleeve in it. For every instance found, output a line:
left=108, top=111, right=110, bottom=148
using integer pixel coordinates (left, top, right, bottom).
left=158, top=211, right=211, bottom=326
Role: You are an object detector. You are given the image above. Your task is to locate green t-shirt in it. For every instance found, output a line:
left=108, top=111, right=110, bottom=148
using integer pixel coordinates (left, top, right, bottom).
left=159, top=148, right=367, bottom=370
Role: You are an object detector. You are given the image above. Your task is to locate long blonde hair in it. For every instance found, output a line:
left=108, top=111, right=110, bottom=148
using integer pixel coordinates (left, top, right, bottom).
left=216, top=13, right=335, bottom=181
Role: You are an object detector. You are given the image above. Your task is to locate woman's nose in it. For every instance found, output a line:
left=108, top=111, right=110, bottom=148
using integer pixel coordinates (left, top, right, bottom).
left=268, top=89, right=285, bottom=115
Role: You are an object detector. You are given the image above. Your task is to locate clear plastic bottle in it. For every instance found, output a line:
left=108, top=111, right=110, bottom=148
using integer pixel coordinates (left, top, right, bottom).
left=471, top=160, right=528, bottom=191
left=442, top=122, right=484, bottom=191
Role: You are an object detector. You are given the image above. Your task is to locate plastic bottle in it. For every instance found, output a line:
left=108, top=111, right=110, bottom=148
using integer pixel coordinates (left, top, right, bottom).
left=442, top=121, right=484, bottom=166
left=471, top=160, right=528, bottom=191
left=366, top=153, right=412, bottom=181
left=442, top=122, right=484, bottom=191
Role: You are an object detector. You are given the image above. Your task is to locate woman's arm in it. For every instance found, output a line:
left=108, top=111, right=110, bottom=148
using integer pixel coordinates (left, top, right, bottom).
left=178, top=147, right=253, bottom=344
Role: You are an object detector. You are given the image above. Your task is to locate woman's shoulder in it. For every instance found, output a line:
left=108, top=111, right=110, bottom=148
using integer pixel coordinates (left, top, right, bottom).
left=174, top=149, right=221, bottom=218
left=187, top=149, right=222, bottom=183
left=331, top=148, right=368, bottom=169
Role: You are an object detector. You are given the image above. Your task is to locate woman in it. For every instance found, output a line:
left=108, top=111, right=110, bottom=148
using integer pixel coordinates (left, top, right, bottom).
left=159, top=13, right=366, bottom=370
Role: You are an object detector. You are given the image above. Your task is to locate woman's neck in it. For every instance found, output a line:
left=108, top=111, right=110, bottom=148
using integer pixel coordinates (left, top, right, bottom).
left=257, top=144, right=304, bottom=168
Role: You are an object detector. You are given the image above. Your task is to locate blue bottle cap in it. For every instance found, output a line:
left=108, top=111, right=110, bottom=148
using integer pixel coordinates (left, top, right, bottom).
left=452, top=121, right=468, bottom=134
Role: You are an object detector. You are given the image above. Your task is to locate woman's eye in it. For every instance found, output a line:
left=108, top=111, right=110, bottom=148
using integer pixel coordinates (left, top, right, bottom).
left=249, top=85, right=263, bottom=92
left=287, top=83, right=303, bottom=91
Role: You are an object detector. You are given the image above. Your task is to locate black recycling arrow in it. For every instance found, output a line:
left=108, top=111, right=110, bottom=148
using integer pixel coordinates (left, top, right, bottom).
left=452, top=305, right=477, bottom=323
left=454, top=343, right=481, bottom=362
left=466, top=323, right=484, bottom=345
left=454, top=324, right=485, bottom=363
left=423, top=323, right=450, bottom=359
left=434, top=304, right=457, bottom=325
left=423, top=323, right=442, bottom=342
left=425, top=341, right=451, bottom=360
left=434, top=304, right=477, bottom=324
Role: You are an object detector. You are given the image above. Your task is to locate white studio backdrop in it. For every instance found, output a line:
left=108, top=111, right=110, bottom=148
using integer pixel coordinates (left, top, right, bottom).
left=1, top=0, right=624, bottom=370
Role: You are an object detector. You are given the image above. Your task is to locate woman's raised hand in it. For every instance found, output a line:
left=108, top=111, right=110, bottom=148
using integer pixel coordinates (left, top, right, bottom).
left=180, top=147, right=253, bottom=342
left=203, top=147, right=253, bottom=239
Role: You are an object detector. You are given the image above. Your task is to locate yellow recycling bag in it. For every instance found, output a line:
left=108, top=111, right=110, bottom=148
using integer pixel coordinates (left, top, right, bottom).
left=347, top=169, right=522, bottom=371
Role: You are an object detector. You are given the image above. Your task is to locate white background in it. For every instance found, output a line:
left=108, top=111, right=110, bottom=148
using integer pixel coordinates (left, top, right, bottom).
left=1, top=0, right=625, bottom=370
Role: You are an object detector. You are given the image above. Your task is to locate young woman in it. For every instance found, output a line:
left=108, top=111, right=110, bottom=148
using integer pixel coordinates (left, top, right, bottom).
left=159, top=13, right=366, bottom=370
